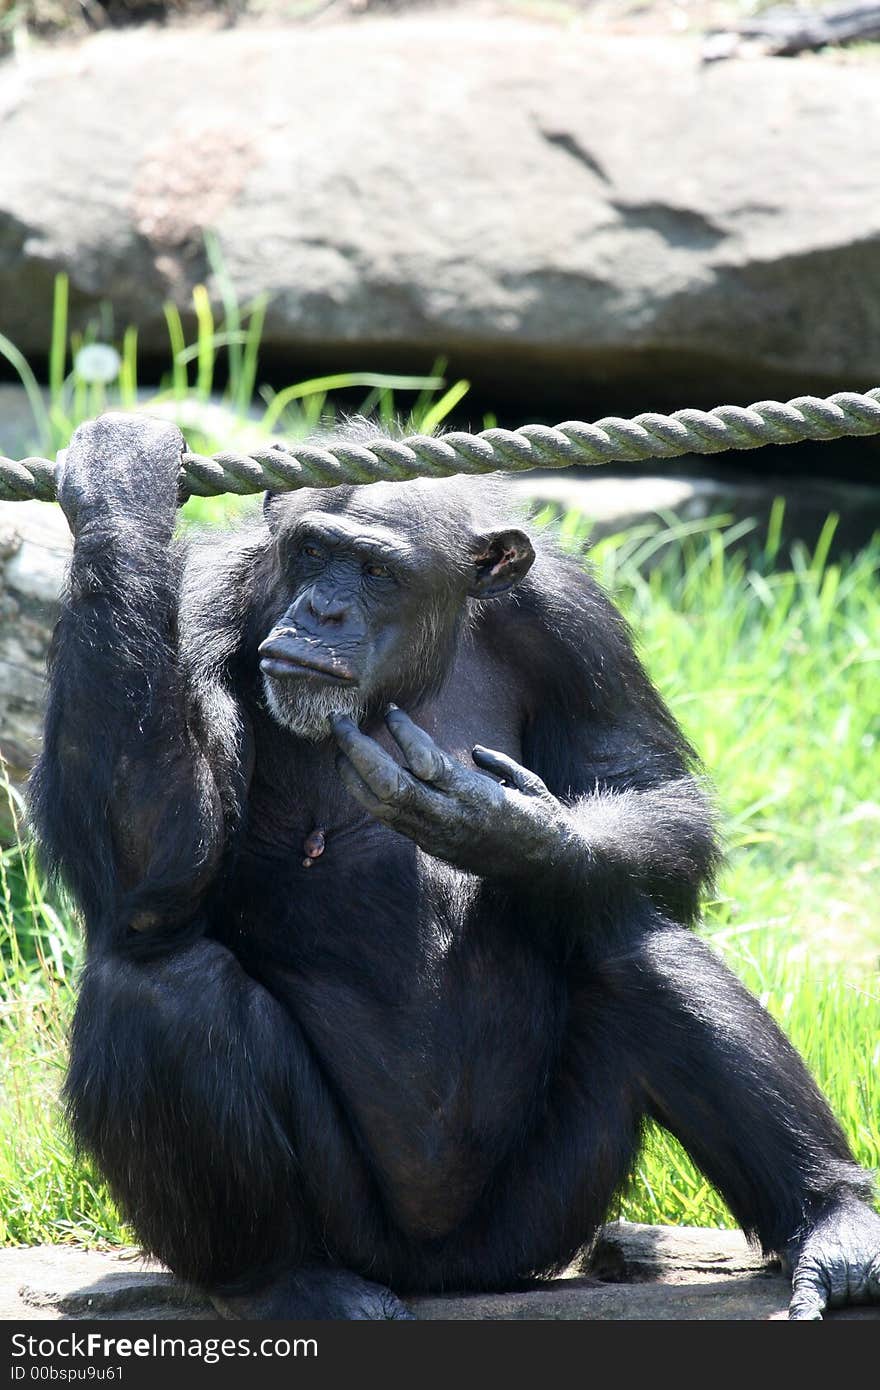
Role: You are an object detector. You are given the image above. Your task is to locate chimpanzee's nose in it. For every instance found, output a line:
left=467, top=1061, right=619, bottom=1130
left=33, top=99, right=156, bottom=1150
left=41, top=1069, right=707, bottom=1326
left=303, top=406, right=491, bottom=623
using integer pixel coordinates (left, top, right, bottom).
left=307, top=588, right=348, bottom=624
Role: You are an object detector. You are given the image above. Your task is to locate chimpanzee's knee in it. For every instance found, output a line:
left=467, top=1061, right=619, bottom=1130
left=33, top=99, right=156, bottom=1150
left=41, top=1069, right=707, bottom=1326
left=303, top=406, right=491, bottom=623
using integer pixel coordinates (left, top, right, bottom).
left=66, top=941, right=309, bottom=1287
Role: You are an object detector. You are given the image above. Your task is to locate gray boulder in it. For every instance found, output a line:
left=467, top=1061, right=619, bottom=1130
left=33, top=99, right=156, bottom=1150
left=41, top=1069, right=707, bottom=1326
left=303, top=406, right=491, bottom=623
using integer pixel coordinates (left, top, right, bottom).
left=2, top=17, right=880, bottom=411
left=0, top=498, right=69, bottom=823
left=2, top=1223, right=878, bottom=1319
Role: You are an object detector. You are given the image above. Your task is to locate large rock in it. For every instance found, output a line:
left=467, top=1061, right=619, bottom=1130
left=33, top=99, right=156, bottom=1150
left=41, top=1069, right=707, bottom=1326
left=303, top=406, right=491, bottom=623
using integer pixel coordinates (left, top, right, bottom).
left=2, top=1224, right=878, bottom=1320
left=0, top=498, right=69, bottom=817
left=2, top=17, right=880, bottom=416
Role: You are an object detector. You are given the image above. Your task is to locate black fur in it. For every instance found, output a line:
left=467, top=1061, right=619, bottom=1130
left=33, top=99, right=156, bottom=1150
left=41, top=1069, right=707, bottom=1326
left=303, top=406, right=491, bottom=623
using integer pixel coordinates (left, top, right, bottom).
left=29, top=418, right=873, bottom=1314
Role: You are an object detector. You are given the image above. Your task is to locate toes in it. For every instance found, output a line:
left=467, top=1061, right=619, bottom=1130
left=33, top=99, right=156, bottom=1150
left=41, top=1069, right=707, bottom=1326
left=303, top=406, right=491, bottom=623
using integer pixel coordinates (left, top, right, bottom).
left=340, top=1276, right=415, bottom=1320
left=378, top=1288, right=416, bottom=1320
left=788, top=1296, right=824, bottom=1320
left=789, top=1262, right=829, bottom=1320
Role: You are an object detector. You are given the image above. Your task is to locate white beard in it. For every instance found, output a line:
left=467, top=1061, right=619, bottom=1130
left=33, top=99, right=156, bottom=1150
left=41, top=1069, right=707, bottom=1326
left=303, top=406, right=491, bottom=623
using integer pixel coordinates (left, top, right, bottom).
left=262, top=673, right=365, bottom=741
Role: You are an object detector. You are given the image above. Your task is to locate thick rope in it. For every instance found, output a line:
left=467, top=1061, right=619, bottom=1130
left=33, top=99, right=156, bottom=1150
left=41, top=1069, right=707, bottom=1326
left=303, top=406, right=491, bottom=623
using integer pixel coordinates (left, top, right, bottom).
left=2, top=388, right=880, bottom=503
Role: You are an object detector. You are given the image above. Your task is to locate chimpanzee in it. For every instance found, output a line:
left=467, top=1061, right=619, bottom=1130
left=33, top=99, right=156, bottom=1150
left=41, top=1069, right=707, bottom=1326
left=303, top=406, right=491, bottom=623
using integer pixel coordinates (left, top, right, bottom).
left=30, top=414, right=880, bottom=1321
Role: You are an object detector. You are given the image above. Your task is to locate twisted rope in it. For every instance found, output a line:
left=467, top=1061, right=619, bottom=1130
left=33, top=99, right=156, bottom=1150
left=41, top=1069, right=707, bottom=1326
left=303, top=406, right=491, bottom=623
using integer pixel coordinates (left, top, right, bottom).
left=2, top=388, right=880, bottom=503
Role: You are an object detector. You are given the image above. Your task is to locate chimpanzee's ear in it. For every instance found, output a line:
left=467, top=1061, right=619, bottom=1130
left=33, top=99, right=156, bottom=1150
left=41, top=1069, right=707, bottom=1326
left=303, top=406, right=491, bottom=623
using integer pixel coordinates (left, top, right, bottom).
left=468, top=529, right=535, bottom=598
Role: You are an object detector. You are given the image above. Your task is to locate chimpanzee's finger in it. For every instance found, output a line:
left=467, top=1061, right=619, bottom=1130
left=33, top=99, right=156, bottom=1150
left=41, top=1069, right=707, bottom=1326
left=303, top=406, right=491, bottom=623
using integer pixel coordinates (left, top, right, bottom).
left=788, top=1264, right=829, bottom=1320
left=385, top=706, right=461, bottom=790
left=472, top=745, right=550, bottom=798
left=335, top=754, right=389, bottom=820
left=336, top=754, right=455, bottom=856
left=331, top=717, right=419, bottom=806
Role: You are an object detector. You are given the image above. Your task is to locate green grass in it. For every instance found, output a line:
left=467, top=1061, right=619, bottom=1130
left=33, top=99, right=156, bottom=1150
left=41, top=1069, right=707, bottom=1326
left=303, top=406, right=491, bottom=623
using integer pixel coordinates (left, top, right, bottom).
left=565, top=507, right=880, bottom=1226
left=0, top=504, right=877, bottom=1247
left=0, top=262, right=472, bottom=479
left=0, top=782, right=121, bottom=1246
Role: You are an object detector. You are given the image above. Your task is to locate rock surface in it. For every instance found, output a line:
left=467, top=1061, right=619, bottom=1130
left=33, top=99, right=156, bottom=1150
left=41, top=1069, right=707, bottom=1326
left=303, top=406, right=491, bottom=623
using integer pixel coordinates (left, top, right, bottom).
left=513, top=470, right=880, bottom=552
left=2, top=1224, right=878, bottom=1320
left=0, top=498, right=69, bottom=811
left=3, top=17, right=880, bottom=415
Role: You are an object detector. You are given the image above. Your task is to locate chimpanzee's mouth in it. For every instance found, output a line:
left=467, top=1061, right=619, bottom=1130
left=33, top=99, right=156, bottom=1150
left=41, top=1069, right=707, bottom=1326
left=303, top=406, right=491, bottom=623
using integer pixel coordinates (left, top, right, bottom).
left=260, top=655, right=356, bottom=685
left=257, top=647, right=355, bottom=686
left=258, top=630, right=358, bottom=685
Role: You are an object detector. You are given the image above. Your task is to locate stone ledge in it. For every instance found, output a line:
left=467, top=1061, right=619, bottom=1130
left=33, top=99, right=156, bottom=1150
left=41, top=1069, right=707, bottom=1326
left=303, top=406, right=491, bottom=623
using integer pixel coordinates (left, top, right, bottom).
left=6, top=19, right=880, bottom=414
left=2, top=1224, right=878, bottom=1321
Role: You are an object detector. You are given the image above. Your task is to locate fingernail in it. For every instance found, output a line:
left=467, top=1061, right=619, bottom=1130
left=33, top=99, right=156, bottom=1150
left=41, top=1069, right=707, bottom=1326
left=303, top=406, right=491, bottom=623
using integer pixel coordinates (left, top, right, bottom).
left=386, top=702, right=400, bottom=715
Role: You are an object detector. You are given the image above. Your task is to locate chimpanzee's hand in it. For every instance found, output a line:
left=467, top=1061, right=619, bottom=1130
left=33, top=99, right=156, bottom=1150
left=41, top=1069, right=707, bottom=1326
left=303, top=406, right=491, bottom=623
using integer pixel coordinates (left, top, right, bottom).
left=57, top=413, right=185, bottom=538
left=786, top=1198, right=880, bottom=1319
left=332, top=707, right=576, bottom=880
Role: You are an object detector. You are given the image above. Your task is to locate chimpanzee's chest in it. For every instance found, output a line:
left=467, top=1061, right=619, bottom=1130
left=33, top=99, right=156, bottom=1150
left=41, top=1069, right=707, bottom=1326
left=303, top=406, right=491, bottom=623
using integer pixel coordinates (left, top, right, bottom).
left=224, top=683, right=528, bottom=975
left=217, top=813, right=426, bottom=972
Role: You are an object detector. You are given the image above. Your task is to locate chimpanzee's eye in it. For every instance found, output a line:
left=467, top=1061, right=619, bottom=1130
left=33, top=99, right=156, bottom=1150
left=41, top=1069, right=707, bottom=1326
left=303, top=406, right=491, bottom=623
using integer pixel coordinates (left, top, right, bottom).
left=365, top=562, right=392, bottom=579
left=302, top=545, right=323, bottom=560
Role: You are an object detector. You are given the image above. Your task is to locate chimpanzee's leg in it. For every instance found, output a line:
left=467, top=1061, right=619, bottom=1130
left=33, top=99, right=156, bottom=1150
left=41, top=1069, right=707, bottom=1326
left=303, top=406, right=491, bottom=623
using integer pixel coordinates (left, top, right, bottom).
left=605, top=927, right=872, bottom=1254
left=68, top=937, right=413, bottom=1317
left=420, top=918, right=871, bottom=1297
left=412, top=961, right=645, bottom=1292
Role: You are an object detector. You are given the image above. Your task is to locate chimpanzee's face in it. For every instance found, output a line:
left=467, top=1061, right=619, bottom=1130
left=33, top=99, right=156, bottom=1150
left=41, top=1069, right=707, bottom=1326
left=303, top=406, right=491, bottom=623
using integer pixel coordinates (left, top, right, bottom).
left=258, top=509, right=459, bottom=740
left=258, top=502, right=535, bottom=742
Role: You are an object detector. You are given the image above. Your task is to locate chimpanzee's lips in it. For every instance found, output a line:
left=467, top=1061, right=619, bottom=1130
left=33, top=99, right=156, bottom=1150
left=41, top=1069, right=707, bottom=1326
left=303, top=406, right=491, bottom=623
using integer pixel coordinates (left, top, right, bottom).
left=260, top=653, right=357, bottom=685
left=258, top=634, right=357, bottom=685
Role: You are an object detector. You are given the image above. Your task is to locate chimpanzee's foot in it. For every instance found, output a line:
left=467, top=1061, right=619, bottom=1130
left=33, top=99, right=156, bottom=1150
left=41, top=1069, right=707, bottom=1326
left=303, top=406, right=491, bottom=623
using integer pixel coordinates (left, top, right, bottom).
left=210, top=1265, right=415, bottom=1320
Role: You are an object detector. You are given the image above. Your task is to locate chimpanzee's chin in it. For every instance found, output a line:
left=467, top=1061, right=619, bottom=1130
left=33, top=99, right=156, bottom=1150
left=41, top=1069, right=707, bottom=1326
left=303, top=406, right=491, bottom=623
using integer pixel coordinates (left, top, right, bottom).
left=262, top=672, right=364, bottom=742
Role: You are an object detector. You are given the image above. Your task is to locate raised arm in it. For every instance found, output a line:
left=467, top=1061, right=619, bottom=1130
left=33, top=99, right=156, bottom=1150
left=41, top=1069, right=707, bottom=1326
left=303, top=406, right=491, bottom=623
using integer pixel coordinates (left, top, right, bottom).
left=28, top=414, right=244, bottom=950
